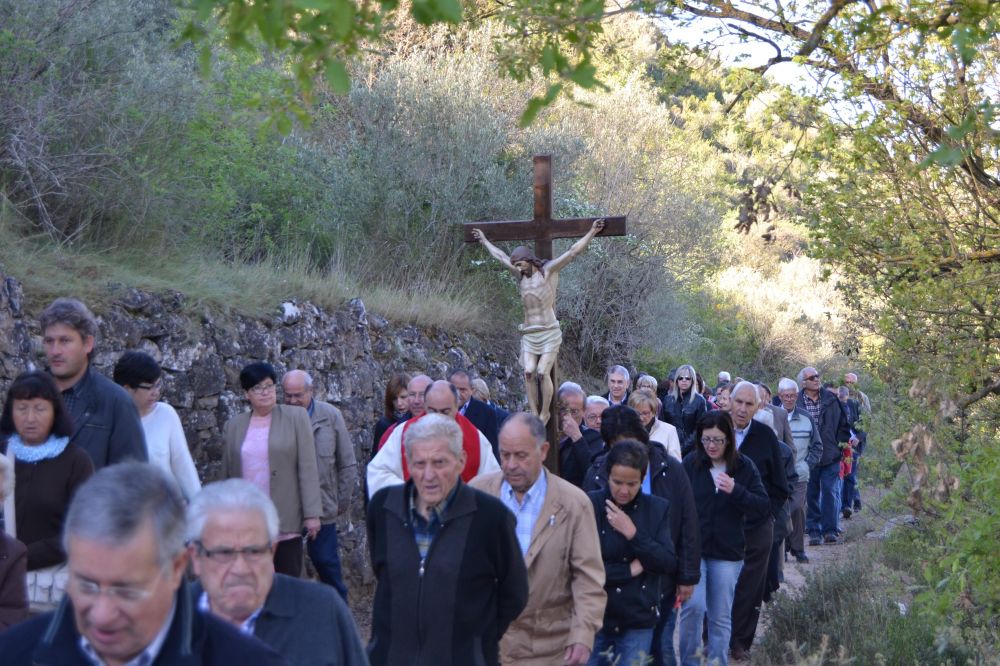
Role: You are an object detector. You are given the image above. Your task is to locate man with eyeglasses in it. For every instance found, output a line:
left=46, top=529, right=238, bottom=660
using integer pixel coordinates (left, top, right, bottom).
left=0, top=463, right=286, bottom=665
left=796, top=367, right=852, bottom=548
left=556, top=384, right=604, bottom=488
left=189, top=479, right=367, bottom=666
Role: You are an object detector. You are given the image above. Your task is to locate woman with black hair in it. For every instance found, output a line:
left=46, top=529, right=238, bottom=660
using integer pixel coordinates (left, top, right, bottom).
left=222, top=361, right=322, bottom=577
left=678, top=411, right=769, bottom=666
left=113, top=350, right=201, bottom=502
left=0, top=371, right=93, bottom=572
left=583, top=405, right=701, bottom=666
left=587, top=441, right=675, bottom=665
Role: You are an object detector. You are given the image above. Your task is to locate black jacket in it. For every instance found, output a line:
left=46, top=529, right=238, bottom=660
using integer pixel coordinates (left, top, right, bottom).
left=558, top=427, right=604, bottom=488
left=797, top=389, right=852, bottom=466
left=588, top=488, right=675, bottom=633
left=462, top=398, right=500, bottom=461
left=0, top=581, right=286, bottom=665
left=736, top=420, right=791, bottom=529
left=192, top=574, right=367, bottom=666
left=682, top=452, right=769, bottom=562
left=583, top=443, right=701, bottom=591
left=773, top=440, right=798, bottom=542
left=367, top=480, right=528, bottom=666
left=58, top=365, right=147, bottom=468
left=660, top=392, right=708, bottom=456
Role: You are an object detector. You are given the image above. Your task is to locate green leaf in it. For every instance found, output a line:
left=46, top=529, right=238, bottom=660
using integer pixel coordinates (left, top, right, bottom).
left=568, top=60, right=597, bottom=88
left=518, top=82, right=562, bottom=127
left=293, top=0, right=334, bottom=8
left=540, top=43, right=558, bottom=74
left=276, top=113, right=293, bottom=135
left=198, top=44, right=212, bottom=77
left=578, top=0, right=603, bottom=17
left=432, top=0, right=463, bottom=23
left=325, top=59, right=351, bottom=94
left=329, top=0, right=355, bottom=40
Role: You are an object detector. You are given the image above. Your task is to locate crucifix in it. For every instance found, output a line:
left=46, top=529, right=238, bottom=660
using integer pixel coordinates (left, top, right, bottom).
left=465, top=155, right=627, bottom=473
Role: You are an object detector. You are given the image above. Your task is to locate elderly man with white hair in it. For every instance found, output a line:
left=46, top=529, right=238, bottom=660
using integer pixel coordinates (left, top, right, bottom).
left=776, top=378, right=822, bottom=563
left=189, top=479, right=367, bottom=665
left=367, top=414, right=528, bottom=666
left=603, top=365, right=631, bottom=406
left=727, top=380, right=791, bottom=661
left=557, top=383, right=605, bottom=488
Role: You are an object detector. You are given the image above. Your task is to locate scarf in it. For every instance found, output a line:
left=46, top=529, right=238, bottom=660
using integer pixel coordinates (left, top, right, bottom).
left=8, top=434, right=71, bottom=463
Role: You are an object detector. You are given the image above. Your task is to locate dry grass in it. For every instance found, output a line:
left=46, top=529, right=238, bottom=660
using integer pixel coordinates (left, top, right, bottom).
left=0, top=202, right=497, bottom=332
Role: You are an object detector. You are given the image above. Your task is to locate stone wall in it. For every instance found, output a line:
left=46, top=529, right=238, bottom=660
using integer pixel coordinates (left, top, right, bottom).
left=0, top=269, right=522, bottom=599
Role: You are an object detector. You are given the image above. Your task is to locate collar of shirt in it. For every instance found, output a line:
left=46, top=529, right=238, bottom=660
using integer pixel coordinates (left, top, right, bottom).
left=501, top=470, right=549, bottom=556
left=81, top=601, right=177, bottom=666
left=306, top=399, right=316, bottom=418
left=459, top=399, right=470, bottom=416
left=198, top=591, right=264, bottom=636
left=500, top=468, right=548, bottom=510
left=409, top=481, right=460, bottom=525
left=735, top=425, right=750, bottom=449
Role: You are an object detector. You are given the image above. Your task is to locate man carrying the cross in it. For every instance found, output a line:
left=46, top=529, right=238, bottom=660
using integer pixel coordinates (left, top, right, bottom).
left=472, top=219, right=605, bottom=425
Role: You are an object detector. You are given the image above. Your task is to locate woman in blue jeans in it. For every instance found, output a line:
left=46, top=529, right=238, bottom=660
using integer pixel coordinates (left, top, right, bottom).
left=679, top=411, right=769, bottom=666
left=588, top=441, right=676, bottom=666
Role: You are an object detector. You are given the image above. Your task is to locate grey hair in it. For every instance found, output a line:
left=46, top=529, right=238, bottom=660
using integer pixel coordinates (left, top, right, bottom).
left=606, top=365, right=630, bottom=384
left=718, top=371, right=731, bottom=382
left=283, top=369, right=313, bottom=388
left=470, top=378, right=490, bottom=401
left=777, top=377, right=799, bottom=393
left=186, top=479, right=279, bottom=544
left=796, top=367, right=818, bottom=384
left=63, top=463, right=186, bottom=567
left=503, top=412, right=546, bottom=450
left=448, top=369, right=471, bottom=383
left=635, top=374, right=658, bottom=391
left=586, top=395, right=610, bottom=408
left=557, top=382, right=585, bottom=400
left=0, top=453, right=12, bottom=502
left=731, top=380, right=761, bottom=403
left=39, top=297, right=99, bottom=341
left=404, top=413, right=463, bottom=460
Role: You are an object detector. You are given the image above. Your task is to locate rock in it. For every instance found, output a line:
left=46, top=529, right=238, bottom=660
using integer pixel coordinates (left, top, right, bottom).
left=0, top=265, right=520, bottom=601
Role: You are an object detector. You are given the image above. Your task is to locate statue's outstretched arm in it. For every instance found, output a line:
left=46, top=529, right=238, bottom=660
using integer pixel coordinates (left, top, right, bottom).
left=472, top=228, right=519, bottom=275
left=548, top=218, right=606, bottom=273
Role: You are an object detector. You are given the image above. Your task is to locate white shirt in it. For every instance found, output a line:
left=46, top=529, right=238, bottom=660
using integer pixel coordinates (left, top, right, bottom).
left=367, top=418, right=500, bottom=498
left=141, top=402, right=202, bottom=502
left=648, top=419, right=682, bottom=461
left=199, top=591, right=263, bottom=635
left=735, top=425, right=750, bottom=449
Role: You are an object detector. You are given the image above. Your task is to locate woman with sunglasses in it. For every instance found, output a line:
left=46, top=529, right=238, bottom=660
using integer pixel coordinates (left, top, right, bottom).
left=660, top=364, right=708, bottom=457
left=222, top=362, right=322, bottom=578
left=678, top=411, right=768, bottom=666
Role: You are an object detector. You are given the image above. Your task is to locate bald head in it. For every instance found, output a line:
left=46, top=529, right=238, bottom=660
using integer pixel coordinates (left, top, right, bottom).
left=281, top=369, right=314, bottom=408
left=424, top=380, right=460, bottom=419
left=407, top=374, right=433, bottom=417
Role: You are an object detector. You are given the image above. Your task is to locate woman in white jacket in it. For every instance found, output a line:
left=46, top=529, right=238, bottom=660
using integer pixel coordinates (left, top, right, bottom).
left=629, top=389, right=682, bottom=461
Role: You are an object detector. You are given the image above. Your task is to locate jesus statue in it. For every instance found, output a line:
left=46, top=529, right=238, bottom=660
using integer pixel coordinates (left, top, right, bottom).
left=472, top=218, right=606, bottom=425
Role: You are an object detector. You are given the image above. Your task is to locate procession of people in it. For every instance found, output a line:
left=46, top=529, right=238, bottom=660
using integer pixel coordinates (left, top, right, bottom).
left=0, top=295, right=869, bottom=665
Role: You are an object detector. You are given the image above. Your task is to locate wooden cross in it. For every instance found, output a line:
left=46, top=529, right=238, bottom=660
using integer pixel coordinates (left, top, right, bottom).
left=462, top=155, right=627, bottom=261
left=464, top=155, right=628, bottom=473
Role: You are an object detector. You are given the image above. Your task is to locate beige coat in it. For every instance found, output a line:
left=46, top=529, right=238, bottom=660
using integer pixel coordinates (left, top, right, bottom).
left=310, top=400, right=357, bottom=523
left=471, top=470, right=606, bottom=665
left=222, top=404, right=323, bottom=534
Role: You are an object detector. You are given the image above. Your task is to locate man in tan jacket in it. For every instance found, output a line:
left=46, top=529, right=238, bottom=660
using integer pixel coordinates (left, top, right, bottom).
left=471, top=413, right=606, bottom=665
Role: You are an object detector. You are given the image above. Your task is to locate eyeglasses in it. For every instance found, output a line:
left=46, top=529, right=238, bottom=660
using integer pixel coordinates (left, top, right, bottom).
left=804, top=375, right=820, bottom=382
left=676, top=376, right=692, bottom=382
left=194, top=541, right=272, bottom=565
left=248, top=382, right=276, bottom=395
left=71, top=572, right=162, bottom=605
left=701, top=436, right=727, bottom=445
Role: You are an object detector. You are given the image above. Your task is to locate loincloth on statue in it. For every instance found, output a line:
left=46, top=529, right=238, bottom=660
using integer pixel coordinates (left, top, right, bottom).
left=518, top=322, right=563, bottom=355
